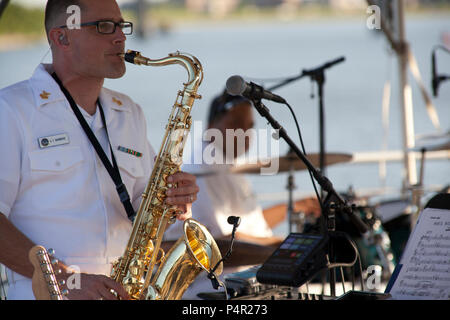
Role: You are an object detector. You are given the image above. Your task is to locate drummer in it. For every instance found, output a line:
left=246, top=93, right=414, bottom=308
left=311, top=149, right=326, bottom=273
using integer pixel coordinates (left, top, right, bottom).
left=164, top=90, right=321, bottom=249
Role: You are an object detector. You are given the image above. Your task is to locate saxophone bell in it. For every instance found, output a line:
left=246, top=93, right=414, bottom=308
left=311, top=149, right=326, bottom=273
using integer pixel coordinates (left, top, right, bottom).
left=144, top=219, right=222, bottom=300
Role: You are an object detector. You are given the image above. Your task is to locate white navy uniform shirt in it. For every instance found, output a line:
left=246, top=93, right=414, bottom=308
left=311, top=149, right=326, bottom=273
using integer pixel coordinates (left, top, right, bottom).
left=0, top=64, right=156, bottom=299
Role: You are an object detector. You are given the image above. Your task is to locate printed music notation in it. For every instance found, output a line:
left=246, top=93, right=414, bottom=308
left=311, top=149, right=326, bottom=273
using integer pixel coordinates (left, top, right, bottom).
left=389, top=208, right=450, bottom=300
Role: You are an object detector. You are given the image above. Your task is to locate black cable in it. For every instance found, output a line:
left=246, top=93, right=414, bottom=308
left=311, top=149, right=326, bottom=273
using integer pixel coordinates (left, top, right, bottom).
left=282, top=101, right=323, bottom=210
left=207, top=216, right=240, bottom=299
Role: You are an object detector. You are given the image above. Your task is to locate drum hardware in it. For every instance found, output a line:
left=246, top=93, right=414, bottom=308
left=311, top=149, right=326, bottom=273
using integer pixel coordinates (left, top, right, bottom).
left=408, top=135, right=450, bottom=228
left=373, top=198, right=414, bottom=264
left=285, top=153, right=307, bottom=234
left=341, top=188, right=396, bottom=279
left=358, top=208, right=396, bottom=280
left=286, top=162, right=296, bottom=233
left=332, top=189, right=395, bottom=281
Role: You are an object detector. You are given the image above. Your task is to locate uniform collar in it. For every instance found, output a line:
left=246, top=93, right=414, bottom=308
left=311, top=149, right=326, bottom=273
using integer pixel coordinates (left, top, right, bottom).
left=99, top=88, right=131, bottom=114
left=98, top=87, right=131, bottom=129
left=30, top=64, right=131, bottom=125
left=29, top=64, right=66, bottom=108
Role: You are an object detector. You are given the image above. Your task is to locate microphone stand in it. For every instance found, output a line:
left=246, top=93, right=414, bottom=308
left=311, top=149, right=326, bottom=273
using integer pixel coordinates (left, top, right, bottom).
left=251, top=98, right=368, bottom=297
left=269, top=57, right=345, bottom=198
left=431, top=45, right=450, bottom=97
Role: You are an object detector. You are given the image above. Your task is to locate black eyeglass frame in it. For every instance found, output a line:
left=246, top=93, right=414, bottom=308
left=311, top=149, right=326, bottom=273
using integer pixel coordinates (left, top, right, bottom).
left=57, top=20, right=133, bottom=35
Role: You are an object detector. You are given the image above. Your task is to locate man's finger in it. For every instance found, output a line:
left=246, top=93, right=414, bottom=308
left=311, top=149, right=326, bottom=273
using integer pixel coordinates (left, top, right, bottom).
left=101, top=276, right=130, bottom=300
left=166, top=185, right=199, bottom=197
left=167, top=171, right=196, bottom=185
left=98, top=285, right=119, bottom=300
left=166, top=194, right=197, bottom=206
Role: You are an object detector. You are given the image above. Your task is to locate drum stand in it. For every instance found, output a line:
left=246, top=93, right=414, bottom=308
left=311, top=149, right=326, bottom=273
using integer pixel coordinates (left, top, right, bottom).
left=286, top=159, right=305, bottom=233
left=409, top=148, right=426, bottom=229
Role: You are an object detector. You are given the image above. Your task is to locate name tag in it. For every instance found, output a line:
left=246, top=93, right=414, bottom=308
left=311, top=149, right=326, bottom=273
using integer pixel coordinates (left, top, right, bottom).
left=38, top=133, right=70, bottom=149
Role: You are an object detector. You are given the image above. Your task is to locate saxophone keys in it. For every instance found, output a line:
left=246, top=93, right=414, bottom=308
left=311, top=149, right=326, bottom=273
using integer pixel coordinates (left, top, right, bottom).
left=123, top=275, right=137, bottom=285
left=156, top=188, right=167, bottom=202
left=189, top=92, right=201, bottom=99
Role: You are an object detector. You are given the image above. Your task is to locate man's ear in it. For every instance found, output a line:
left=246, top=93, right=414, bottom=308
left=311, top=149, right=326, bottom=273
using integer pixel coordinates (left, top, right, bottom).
left=49, top=28, right=69, bottom=48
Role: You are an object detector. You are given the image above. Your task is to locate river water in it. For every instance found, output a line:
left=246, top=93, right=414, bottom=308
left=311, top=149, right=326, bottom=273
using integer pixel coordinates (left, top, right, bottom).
left=1, top=16, right=449, bottom=237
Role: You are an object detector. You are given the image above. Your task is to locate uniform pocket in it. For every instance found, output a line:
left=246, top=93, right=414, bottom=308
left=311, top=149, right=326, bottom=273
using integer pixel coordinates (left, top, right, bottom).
left=29, top=146, right=84, bottom=172
left=29, top=146, right=84, bottom=210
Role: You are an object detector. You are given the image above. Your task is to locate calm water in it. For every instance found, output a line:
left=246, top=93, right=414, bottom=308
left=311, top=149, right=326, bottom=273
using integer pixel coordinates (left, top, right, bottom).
left=1, top=17, right=449, bottom=238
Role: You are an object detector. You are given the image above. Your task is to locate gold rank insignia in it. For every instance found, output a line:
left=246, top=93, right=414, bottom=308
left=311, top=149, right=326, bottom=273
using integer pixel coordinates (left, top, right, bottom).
left=112, top=97, right=123, bottom=106
left=40, top=90, right=51, bottom=99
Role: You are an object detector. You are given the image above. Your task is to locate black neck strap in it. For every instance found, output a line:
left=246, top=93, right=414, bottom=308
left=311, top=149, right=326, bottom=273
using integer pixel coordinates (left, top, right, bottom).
left=51, top=72, right=135, bottom=220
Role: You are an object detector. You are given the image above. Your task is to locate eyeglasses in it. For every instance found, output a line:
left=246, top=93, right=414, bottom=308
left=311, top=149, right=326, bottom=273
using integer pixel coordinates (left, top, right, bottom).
left=58, top=20, right=133, bottom=35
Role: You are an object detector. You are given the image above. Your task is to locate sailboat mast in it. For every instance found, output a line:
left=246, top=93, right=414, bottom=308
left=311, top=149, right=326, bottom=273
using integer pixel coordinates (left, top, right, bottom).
left=395, top=0, right=417, bottom=190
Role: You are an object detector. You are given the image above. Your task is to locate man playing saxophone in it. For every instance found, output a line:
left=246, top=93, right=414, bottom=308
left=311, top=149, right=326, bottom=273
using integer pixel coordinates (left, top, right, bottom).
left=0, top=0, right=199, bottom=300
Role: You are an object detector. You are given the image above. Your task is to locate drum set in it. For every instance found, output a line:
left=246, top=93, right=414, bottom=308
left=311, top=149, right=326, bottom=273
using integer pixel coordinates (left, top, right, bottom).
left=203, top=130, right=449, bottom=288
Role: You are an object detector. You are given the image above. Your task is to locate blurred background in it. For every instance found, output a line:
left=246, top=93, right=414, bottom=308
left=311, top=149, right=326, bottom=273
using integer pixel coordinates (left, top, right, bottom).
left=0, top=0, right=449, bottom=298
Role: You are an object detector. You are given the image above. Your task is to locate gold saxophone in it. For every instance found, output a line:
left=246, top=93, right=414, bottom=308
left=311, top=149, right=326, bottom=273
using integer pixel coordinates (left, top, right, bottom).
left=111, top=50, right=223, bottom=300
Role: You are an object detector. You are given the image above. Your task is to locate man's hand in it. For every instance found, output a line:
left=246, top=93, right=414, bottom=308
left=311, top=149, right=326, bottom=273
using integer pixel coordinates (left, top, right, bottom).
left=295, top=196, right=322, bottom=218
left=165, top=171, right=199, bottom=221
left=56, top=264, right=130, bottom=300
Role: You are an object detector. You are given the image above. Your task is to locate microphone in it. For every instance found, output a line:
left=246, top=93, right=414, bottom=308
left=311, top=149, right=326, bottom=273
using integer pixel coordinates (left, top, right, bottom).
left=432, top=50, right=439, bottom=97
left=207, top=215, right=241, bottom=292
left=226, top=75, right=287, bottom=104
left=227, top=216, right=241, bottom=227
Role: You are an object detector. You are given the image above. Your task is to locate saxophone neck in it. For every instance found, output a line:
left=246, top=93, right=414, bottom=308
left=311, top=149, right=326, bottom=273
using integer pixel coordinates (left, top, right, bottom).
left=119, top=50, right=203, bottom=89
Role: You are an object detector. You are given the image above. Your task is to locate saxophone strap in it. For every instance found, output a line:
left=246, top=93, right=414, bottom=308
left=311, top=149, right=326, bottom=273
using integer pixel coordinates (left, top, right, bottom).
left=51, top=72, right=135, bottom=220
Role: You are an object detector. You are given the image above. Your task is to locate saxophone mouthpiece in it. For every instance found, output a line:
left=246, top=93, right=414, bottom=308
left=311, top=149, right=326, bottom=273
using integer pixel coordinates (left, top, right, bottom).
left=120, top=50, right=146, bottom=65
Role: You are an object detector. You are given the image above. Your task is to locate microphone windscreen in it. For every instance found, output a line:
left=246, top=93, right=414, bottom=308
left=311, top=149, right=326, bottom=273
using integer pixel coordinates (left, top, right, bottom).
left=227, top=216, right=241, bottom=227
left=226, top=75, right=246, bottom=96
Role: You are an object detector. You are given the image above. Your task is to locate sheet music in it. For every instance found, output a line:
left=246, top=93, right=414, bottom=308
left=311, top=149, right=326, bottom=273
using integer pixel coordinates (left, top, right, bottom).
left=389, top=208, right=450, bottom=300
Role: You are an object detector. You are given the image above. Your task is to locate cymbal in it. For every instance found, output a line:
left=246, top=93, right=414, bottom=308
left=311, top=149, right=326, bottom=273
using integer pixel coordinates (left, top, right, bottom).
left=410, top=139, right=450, bottom=152
left=230, top=152, right=353, bottom=174
left=415, top=130, right=450, bottom=141
left=412, top=130, right=450, bottom=152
